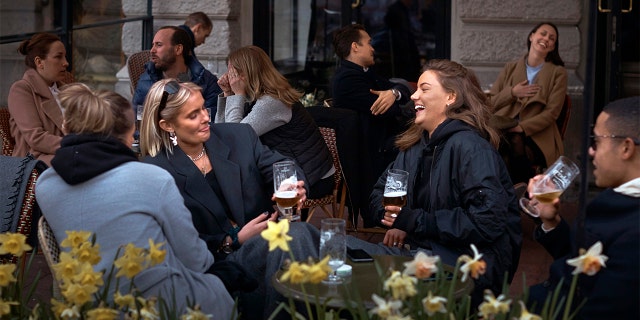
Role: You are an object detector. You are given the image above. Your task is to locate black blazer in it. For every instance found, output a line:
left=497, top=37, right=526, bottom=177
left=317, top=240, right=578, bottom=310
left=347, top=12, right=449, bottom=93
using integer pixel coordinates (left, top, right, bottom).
left=143, top=123, right=306, bottom=256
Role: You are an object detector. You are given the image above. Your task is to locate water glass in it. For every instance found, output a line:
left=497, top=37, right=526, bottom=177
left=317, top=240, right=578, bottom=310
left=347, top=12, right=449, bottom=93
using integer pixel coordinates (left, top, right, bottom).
left=319, top=218, right=346, bottom=284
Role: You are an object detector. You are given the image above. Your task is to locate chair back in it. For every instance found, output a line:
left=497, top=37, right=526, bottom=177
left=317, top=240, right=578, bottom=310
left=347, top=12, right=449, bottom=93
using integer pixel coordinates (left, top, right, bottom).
left=303, top=127, right=348, bottom=223
left=556, top=94, right=572, bottom=139
left=37, top=216, right=62, bottom=299
left=0, top=108, right=14, bottom=156
left=127, top=50, right=151, bottom=94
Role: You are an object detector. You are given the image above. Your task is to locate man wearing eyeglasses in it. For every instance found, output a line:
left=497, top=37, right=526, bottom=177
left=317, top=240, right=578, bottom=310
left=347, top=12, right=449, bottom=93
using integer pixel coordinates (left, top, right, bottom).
left=132, top=26, right=221, bottom=117
left=527, top=96, right=639, bottom=320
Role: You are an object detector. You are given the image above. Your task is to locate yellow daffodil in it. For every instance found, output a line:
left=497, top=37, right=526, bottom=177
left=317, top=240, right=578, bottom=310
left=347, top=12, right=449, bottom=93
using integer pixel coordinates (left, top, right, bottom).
left=517, top=300, right=542, bottom=320
left=280, top=261, right=309, bottom=284
left=86, top=306, right=119, bottom=320
left=138, top=296, right=160, bottom=320
left=147, top=239, right=166, bottom=266
left=383, top=270, right=417, bottom=300
left=260, top=219, right=292, bottom=252
left=403, top=251, right=439, bottom=279
left=0, top=263, right=17, bottom=286
left=478, top=290, right=511, bottom=318
left=60, top=230, right=92, bottom=249
left=180, top=305, right=213, bottom=320
left=114, top=291, right=136, bottom=309
left=0, top=298, right=18, bottom=316
left=458, top=244, right=487, bottom=282
left=566, top=241, right=608, bottom=276
left=62, top=282, right=98, bottom=305
left=72, top=262, right=104, bottom=288
left=53, top=251, right=81, bottom=281
left=71, top=241, right=101, bottom=265
left=114, top=249, right=146, bottom=279
left=368, top=294, right=403, bottom=319
left=0, top=232, right=32, bottom=257
left=121, top=243, right=145, bottom=259
left=422, top=291, right=447, bottom=316
left=307, top=255, right=332, bottom=284
left=50, top=298, right=70, bottom=318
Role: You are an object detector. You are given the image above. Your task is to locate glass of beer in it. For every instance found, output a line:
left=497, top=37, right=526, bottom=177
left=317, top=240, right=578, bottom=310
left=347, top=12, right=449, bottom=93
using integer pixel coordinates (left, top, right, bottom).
left=519, top=156, right=580, bottom=217
left=273, top=161, right=300, bottom=221
left=383, top=169, right=409, bottom=207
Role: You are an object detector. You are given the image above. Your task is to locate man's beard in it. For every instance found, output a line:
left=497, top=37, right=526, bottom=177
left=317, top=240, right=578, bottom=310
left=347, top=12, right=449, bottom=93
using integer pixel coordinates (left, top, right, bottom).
left=154, top=54, right=177, bottom=72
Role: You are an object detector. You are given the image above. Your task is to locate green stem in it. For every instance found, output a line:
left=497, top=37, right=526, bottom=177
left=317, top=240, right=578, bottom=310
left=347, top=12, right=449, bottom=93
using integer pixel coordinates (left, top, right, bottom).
left=562, top=274, right=579, bottom=320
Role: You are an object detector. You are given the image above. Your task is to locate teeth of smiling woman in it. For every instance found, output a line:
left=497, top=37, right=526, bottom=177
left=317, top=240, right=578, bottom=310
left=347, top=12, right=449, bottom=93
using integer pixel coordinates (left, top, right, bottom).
left=538, top=41, right=547, bottom=48
left=415, top=105, right=425, bottom=110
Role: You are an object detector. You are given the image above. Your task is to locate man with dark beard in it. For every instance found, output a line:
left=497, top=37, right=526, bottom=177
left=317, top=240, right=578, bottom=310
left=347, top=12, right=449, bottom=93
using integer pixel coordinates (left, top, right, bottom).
left=132, top=26, right=221, bottom=116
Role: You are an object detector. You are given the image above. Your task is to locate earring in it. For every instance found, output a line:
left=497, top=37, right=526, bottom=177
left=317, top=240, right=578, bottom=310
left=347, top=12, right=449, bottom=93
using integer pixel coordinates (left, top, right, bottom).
left=169, top=132, right=177, bottom=146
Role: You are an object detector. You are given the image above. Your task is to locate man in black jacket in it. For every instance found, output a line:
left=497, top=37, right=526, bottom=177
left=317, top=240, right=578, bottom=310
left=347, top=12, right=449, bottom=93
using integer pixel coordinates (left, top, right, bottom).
left=528, top=96, right=640, bottom=319
left=331, top=24, right=412, bottom=227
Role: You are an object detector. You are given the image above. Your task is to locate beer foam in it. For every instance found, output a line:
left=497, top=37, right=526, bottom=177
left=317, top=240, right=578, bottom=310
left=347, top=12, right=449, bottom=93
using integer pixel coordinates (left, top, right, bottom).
left=276, top=190, right=297, bottom=198
left=383, top=191, right=407, bottom=197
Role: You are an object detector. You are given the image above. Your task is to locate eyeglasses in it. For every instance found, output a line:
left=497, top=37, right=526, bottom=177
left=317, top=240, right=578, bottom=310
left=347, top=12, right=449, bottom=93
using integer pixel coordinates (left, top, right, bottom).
left=157, top=80, right=181, bottom=119
left=590, top=134, right=640, bottom=151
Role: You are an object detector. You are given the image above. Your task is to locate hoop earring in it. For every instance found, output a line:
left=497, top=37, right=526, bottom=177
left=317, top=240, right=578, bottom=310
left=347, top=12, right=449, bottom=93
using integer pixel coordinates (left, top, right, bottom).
left=169, top=132, right=178, bottom=146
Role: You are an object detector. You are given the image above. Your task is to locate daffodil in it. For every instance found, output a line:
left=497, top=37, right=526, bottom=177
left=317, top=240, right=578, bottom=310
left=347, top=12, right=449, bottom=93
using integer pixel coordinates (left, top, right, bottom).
left=86, top=306, right=119, bottom=320
left=114, top=291, right=136, bottom=309
left=307, top=255, right=332, bottom=284
left=368, top=294, right=403, bottom=319
left=114, top=248, right=146, bottom=279
left=0, top=298, right=18, bottom=316
left=0, top=232, right=32, bottom=256
left=260, top=219, right=292, bottom=252
left=180, top=305, right=213, bottom=320
left=72, top=262, right=104, bottom=288
left=383, top=270, right=417, bottom=300
left=566, top=241, right=608, bottom=276
left=147, top=239, right=166, bottom=266
left=422, top=291, right=447, bottom=316
left=403, top=251, right=439, bottom=279
left=138, top=296, right=160, bottom=320
left=59, top=304, right=81, bottom=320
left=458, top=244, right=487, bottom=282
left=71, top=241, right=101, bottom=265
left=60, top=230, right=92, bottom=249
left=50, top=298, right=70, bottom=318
left=477, top=290, right=511, bottom=318
left=280, top=261, right=309, bottom=284
left=0, top=263, right=17, bottom=286
left=53, top=251, right=81, bottom=281
left=62, top=282, right=98, bottom=305
left=517, top=300, right=542, bottom=320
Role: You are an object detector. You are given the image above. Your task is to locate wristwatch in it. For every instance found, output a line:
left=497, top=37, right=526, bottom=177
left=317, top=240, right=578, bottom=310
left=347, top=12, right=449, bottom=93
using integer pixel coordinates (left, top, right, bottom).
left=221, top=235, right=234, bottom=254
left=390, top=88, right=401, bottom=100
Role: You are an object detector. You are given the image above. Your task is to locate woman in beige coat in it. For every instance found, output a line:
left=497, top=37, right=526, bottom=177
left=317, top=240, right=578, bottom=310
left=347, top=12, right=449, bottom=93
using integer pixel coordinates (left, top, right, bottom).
left=489, top=22, right=567, bottom=183
left=8, top=33, right=70, bottom=166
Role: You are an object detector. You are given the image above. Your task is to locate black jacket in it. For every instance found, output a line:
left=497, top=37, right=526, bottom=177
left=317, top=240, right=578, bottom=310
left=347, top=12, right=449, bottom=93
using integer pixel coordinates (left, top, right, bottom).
left=370, top=119, right=522, bottom=295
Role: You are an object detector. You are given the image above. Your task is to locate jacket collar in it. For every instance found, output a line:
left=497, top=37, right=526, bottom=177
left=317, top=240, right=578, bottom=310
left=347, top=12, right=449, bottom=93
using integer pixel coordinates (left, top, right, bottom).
left=23, top=68, right=64, bottom=131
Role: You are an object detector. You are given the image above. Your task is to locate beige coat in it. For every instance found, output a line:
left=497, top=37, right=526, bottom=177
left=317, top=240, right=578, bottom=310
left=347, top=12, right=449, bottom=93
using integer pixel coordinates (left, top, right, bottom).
left=489, top=55, right=567, bottom=166
left=8, top=68, right=65, bottom=166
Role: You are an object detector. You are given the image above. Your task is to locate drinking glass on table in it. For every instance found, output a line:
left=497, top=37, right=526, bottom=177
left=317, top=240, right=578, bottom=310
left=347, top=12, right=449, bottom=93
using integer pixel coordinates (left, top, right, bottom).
left=319, top=218, right=347, bottom=284
left=383, top=169, right=409, bottom=216
left=519, top=156, right=580, bottom=218
left=273, top=160, right=300, bottom=221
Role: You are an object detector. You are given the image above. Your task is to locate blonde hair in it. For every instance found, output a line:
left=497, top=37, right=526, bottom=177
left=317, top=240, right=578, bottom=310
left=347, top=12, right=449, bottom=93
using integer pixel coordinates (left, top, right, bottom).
left=396, top=59, right=500, bottom=150
left=59, top=83, right=134, bottom=142
left=227, top=45, right=302, bottom=105
left=139, top=79, right=203, bottom=157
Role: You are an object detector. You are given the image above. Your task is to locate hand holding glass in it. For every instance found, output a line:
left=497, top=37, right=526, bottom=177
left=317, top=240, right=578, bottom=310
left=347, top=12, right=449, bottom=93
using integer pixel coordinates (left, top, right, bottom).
left=383, top=169, right=409, bottom=207
left=319, top=218, right=347, bottom=284
left=519, top=156, right=580, bottom=217
left=273, top=161, right=300, bottom=221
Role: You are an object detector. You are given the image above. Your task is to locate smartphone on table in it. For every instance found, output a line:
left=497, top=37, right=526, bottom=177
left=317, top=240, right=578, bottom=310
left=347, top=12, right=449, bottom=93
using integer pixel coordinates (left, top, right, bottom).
left=347, top=248, right=374, bottom=262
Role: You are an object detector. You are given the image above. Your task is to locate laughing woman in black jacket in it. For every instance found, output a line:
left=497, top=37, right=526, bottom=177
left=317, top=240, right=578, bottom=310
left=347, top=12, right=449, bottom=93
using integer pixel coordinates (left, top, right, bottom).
left=370, top=59, right=522, bottom=304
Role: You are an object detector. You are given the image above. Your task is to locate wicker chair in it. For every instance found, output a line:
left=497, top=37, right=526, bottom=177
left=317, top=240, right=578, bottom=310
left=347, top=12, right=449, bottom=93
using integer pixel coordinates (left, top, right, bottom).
left=37, top=216, right=62, bottom=299
left=127, top=50, right=151, bottom=94
left=303, top=127, right=348, bottom=224
left=0, top=108, right=14, bottom=156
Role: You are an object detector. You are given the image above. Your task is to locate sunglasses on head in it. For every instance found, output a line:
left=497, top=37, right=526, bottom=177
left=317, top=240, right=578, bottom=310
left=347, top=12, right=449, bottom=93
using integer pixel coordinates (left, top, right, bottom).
left=157, top=80, right=181, bottom=119
left=590, top=134, right=640, bottom=151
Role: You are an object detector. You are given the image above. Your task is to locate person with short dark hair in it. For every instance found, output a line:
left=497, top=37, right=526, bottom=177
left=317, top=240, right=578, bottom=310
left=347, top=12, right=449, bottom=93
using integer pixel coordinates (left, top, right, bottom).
left=132, top=26, right=221, bottom=117
left=178, top=11, right=213, bottom=58
left=8, top=32, right=70, bottom=166
left=527, top=96, right=640, bottom=320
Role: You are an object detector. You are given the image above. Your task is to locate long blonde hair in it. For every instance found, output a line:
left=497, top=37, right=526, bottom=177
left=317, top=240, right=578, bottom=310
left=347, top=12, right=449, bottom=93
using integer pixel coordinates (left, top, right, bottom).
left=139, top=79, right=203, bottom=157
left=396, top=59, right=499, bottom=150
left=59, top=83, right=134, bottom=143
left=227, top=45, right=302, bottom=105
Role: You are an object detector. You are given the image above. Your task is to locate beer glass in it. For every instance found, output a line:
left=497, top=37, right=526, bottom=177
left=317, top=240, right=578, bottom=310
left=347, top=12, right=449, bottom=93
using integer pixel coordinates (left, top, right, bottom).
left=319, top=218, right=346, bottom=284
left=273, top=161, right=300, bottom=221
left=383, top=169, right=409, bottom=207
left=519, top=156, right=580, bottom=217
